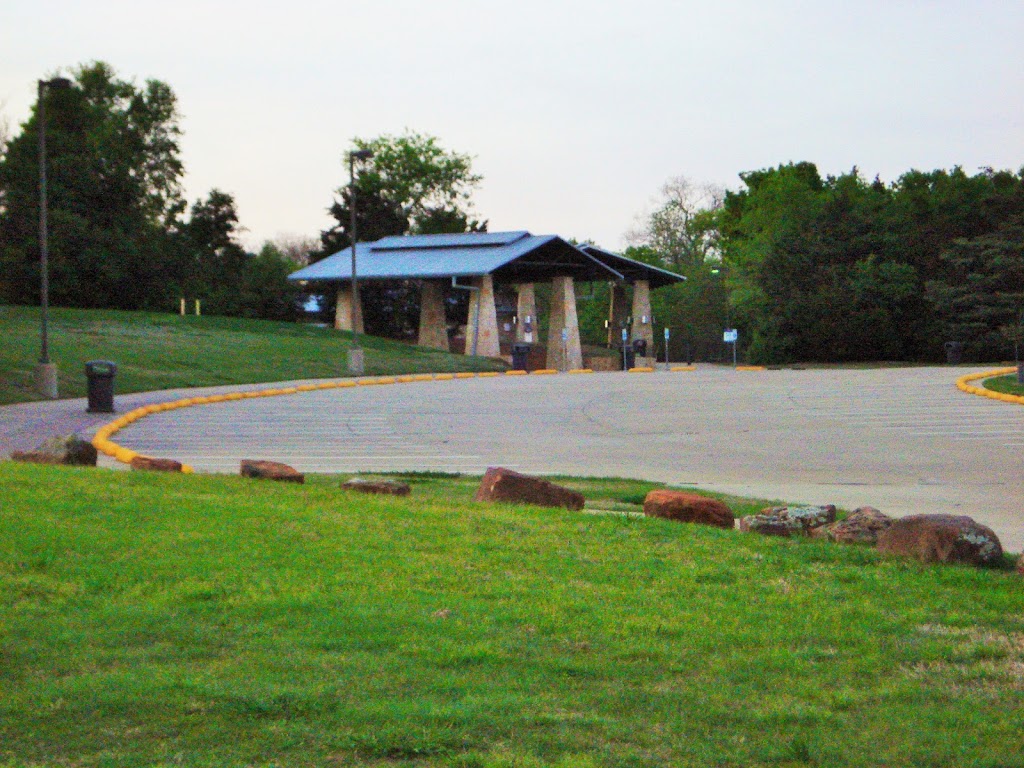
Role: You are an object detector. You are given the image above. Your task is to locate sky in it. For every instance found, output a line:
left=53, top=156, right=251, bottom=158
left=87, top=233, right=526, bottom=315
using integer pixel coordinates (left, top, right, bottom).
left=2, top=0, right=1022, bottom=252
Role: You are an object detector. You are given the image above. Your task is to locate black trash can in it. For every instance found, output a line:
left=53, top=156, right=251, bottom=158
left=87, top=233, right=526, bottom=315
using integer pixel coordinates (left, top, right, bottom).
left=511, top=342, right=532, bottom=371
left=85, top=360, right=117, bottom=413
left=621, top=343, right=636, bottom=371
left=943, top=341, right=963, bottom=365
left=633, top=338, right=648, bottom=358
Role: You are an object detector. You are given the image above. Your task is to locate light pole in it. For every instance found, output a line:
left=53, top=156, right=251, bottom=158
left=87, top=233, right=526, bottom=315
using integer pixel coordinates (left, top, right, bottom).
left=36, top=76, right=72, bottom=399
left=711, top=265, right=736, bottom=367
left=347, top=148, right=374, bottom=375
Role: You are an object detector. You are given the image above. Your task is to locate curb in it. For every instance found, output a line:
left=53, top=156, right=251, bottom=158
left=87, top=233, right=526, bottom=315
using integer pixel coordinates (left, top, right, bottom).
left=956, top=367, right=1023, bottom=404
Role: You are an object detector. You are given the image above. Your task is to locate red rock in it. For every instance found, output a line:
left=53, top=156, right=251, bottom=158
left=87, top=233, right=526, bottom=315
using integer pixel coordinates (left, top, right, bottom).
left=11, top=434, right=97, bottom=466
left=474, top=467, right=585, bottom=511
left=814, top=506, right=894, bottom=545
left=340, top=478, right=411, bottom=496
left=240, top=459, right=304, bottom=483
left=876, top=514, right=1003, bottom=567
left=643, top=490, right=734, bottom=529
left=130, top=456, right=183, bottom=472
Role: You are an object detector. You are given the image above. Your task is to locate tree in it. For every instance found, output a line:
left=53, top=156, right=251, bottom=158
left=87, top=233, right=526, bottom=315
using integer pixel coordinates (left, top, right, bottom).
left=318, top=130, right=483, bottom=257
left=625, top=176, right=724, bottom=270
left=182, top=189, right=250, bottom=315
left=0, top=61, right=186, bottom=309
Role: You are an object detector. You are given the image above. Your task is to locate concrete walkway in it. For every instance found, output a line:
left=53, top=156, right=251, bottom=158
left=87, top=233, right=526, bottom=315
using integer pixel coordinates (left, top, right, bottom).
left=3, top=366, right=1022, bottom=551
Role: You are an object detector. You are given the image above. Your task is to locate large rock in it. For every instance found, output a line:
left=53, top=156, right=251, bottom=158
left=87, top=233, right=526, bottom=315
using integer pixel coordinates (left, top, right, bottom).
left=811, top=506, right=894, bottom=545
left=340, top=478, right=411, bottom=497
left=130, top=456, right=183, bottom=473
left=240, top=459, right=304, bottom=484
left=643, top=490, right=734, bottom=529
left=474, top=467, right=585, bottom=511
left=876, top=514, right=1003, bottom=567
left=11, top=434, right=97, bottom=467
left=740, top=505, right=836, bottom=537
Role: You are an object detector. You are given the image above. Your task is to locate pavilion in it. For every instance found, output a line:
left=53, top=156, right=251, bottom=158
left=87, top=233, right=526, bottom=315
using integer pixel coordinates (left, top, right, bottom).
left=287, top=231, right=684, bottom=369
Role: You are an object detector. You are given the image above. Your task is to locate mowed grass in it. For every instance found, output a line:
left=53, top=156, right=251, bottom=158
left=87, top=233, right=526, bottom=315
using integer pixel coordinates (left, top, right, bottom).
left=0, top=306, right=506, bottom=405
left=2, top=464, right=1023, bottom=767
left=984, top=373, right=1024, bottom=397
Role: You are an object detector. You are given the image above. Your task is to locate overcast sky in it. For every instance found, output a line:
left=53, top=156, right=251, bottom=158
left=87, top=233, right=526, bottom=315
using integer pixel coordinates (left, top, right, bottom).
left=2, top=0, right=1022, bottom=251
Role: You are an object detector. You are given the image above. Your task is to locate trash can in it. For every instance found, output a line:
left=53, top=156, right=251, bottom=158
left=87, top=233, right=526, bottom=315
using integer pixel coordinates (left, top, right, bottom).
left=621, top=343, right=636, bottom=371
left=85, top=360, right=117, bottom=413
left=511, top=343, right=532, bottom=371
left=943, top=341, right=963, bottom=365
left=633, top=338, right=648, bottom=358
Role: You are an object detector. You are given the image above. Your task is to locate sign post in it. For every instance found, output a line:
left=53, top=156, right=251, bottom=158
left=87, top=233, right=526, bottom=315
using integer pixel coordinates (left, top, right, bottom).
left=663, top=327, right=670, bottom=370
left=724, top=328, right=738, bottom=367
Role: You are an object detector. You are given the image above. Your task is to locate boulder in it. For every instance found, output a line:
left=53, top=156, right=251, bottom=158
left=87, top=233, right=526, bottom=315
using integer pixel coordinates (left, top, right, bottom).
left=876, top=514, right=1003, bottom=567
left=740, top=505, right=836, bottom=537
left=240, top=459, right=304, bottom=484
left=811, top=506, right=894, bottom=545
left=340, top=478, right=411, bottom=496
left=643, top=490, right=734, bottom=529
left=11, top=434, right=97, bottom=467
left=130, top=456, right=183, bottom=472
left=474, top=467, right=585, bottom=511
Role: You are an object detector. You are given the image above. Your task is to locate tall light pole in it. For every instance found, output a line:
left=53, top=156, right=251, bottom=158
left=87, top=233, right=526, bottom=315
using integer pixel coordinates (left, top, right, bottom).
left=36, top=76, right=72, bottom=399
left=347, top=148, right=374, bottom=375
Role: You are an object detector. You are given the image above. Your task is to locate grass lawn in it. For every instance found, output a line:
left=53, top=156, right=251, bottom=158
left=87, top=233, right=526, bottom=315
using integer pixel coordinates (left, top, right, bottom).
left=0, top=306, right=507, bottom=406
left=1, top=463, right=1022, bottom=767
left=984, top=372, right=1024, bottom=397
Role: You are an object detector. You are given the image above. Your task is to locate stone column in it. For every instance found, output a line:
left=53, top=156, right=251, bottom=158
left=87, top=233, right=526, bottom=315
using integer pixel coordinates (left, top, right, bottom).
left=547, top=275, right=583, bottom=371
left=516, top=283, right=538, bottom=343
left=607, top=282, right=629, bottom=347
left=417, top=280, right=449, bottom=350
left=466, top=274, right=500, bottom=358
left=335, top=283, right=364, bottom=334
left=630, top=279, right=654, bottom=356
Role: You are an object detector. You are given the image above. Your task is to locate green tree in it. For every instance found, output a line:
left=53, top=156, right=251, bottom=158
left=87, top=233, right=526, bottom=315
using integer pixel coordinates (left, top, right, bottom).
left=318, top=130, right=484, bottom=256
left=0, top=61, right=186, bottom=309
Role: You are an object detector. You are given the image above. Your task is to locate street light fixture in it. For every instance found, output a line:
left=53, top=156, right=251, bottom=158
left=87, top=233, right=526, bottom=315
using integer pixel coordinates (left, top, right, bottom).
left=35, top=76, right=72, bottom=399
left=347, top=148, right=374, bottom=375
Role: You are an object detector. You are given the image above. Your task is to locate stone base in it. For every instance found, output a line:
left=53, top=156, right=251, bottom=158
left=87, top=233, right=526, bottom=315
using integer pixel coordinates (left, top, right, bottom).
left=347, top=347, right=365, bottom=375
left=35, top=363, right=59, bottom=399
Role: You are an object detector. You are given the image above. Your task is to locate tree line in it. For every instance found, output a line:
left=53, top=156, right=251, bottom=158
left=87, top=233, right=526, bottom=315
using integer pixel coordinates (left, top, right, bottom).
left=626, top=164, right=1024, bottom=364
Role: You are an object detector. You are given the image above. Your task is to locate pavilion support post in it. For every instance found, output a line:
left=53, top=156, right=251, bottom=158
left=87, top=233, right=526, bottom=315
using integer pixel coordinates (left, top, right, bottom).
left=335, top=283, right=364, bottom=334
left=547, top=275, right=583, bottom=372
left=417, top=279, right=449, bottom=350
left=467, top=274, right=500, bottom=358
left=630, top=279, right=654, bottom=363
left=515, top=283, right=538, bottom=343
left=608, top=282, right=629, bottom=347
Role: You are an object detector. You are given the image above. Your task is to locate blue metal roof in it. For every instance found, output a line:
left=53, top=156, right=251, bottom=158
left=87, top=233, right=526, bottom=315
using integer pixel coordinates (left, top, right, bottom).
left=289, top=231, right=612, bottom=283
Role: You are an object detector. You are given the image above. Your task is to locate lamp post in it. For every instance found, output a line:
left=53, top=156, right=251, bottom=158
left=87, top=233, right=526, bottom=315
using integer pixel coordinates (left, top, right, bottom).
left=347, top=148, right=374, bottom=375
left=35, top=76, right=72, bottom=399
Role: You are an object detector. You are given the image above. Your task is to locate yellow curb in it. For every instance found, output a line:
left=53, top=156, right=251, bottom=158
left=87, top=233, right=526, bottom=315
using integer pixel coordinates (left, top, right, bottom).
left=505, top=370, right=528, bottom=376
left=295, top=384, right=317, bottom=392
left=336, top=381, right=358, bottom=388
left=277, top=387, right=298, bottom=395
left=395, top=375, right=416, bottom=383
left=357, top=378, right=381, bottom=386
left=628, top=367, right=655, bottom=373
left=531, top=369, right=558, bottom=375
left=568, top=369, right=594, bottom=374
left=671, top=366, right=696, bottom=372
left=434, top=374, right=455, bottom=381
left=413, top=374, right=435, bottom=382
left=454, top=372, right=477, bottom=379
left=736, top=365, right=766, bottom=371
left=478, top=372, right=501, bottom=378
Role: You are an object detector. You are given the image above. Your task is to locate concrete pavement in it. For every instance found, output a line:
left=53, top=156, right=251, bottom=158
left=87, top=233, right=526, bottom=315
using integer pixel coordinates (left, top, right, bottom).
left=3, top=366, right=1022, bottom=550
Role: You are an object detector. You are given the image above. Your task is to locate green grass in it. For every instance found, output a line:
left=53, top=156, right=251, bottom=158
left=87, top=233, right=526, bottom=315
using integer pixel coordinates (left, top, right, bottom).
left=0, top=305, right=507, bottom=405
left=2, top=463, right=1023, bottom=767
left=984, top=373, right=1024, bottom=396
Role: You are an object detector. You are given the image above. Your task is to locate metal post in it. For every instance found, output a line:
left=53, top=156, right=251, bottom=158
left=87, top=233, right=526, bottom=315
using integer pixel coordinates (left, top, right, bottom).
left=34, top=78, right=69, bottom=399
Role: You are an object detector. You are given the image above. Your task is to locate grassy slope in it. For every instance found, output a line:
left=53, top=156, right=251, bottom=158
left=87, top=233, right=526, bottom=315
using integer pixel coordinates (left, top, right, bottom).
left=0, top=306, right=506, bottom=405
left=1, top=464, right=1022, bottom=767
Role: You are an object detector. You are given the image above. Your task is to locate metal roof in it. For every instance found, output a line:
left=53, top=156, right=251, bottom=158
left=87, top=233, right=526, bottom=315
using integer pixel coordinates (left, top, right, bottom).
left=289, top=231, right=686, bottom=287
left=580, top=245, right=686, bottom=289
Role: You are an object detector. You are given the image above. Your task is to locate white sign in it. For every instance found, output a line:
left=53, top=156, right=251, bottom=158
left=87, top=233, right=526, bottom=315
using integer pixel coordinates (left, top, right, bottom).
left=724, top=329, right=738, bottom=343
